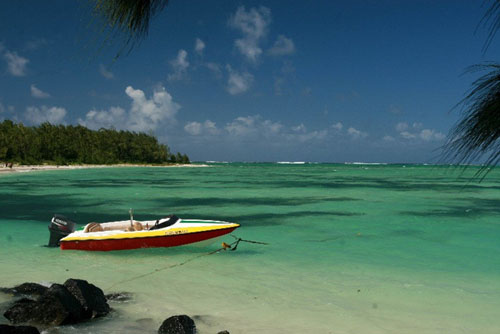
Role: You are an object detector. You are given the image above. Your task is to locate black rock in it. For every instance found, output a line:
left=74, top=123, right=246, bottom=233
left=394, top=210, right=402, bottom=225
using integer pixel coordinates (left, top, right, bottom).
left=217, top=331, right=230, bottom=334
left=4, top=284, right=85, bottom=326
left=12, top=283, right=48, bottom=297
left=0, top=324, right=40, bottom=334
left=3, top=298, right=39, bottom=324
left=63, top=279, right=110, bottom=318
left=0, top=283, right=48, bottom=298
left=158, top=315, right=196, bottom=334
left=43, top=284, right=87, bottom=323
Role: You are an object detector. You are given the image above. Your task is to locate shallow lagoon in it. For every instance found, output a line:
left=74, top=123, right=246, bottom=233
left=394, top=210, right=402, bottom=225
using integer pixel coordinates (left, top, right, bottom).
left=1, top=164, right=499, bottom=333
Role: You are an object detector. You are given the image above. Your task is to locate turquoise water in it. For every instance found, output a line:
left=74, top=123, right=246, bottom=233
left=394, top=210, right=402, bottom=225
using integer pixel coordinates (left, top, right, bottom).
left=1, top=164, right=499, bottom=333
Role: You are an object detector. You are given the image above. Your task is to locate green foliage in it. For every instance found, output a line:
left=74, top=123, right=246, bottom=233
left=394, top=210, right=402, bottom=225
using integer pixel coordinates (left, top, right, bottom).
left=0, top=120, right=188, bottom=165
left=445, top=64, right=500, bottom=171
left=445, top=1, right=500, bottom=176
left=91, top=0, right=169, bottom=58
left=479, top=0, right=500, bottom=52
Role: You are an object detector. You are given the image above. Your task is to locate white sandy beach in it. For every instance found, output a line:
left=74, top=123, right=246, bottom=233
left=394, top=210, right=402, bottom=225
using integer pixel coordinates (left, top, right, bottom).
left=0, top=164, right=208, bottom=174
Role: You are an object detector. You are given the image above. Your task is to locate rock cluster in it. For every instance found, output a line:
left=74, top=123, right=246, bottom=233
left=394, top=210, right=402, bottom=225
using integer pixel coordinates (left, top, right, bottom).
left=3, top=279, right=109, bottom=326
left=0, top=283, right=48, bottom=297
left=158, top=315, right=196, bottom=334
left=2, top=280, right=230, bottom=334
left=156, top=315, right=230, bottom=334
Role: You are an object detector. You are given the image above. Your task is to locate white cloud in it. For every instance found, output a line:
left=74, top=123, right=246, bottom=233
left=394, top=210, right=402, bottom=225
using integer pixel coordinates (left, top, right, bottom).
left=183, top=114, right=349, bottom=153
left=347, top=127, right=368, bottom=139
left=400, top=131, right=416, bottom=139
left=168, top=49, right=189, bottom=81
left=224, top=115, right=281, bottom=138
left=205, top=62, right=222, bottom=77
left=184, top=120, right=219, bottom=136
left=125, top=85, right=180, bottom=131
left=295, top=130, right=328, bottom=142
left=0, top=103, right=15, bottom=121
left=79, top=86, right=180, bottom=132
left=262, top=119, right=283, bottom=135
left=383, top=135, right=395, bottom=142
left=25, top=38, right=49, bottom=51
left=419, top=129, right=445, bottom=141
left=25, top=106, right=66, bottom=124
left=203, top=120, right=219, bottom=135
left=268, top=35, right=295, bottom=56
left=226, top=65, right=254, bottom=95
left=78, top=107, right=126, bottom=130
left=274, top=77, right=285, bottom=95
left=222, top=118, right=364, bottom=143
left=396, top=122, right=408, bottom=132
left=396, top=121, right=445, bottom=142
left=228, top=6, right=271, bottom=62
left=292, top=123, right=306, bottom=132
left=99, top=64, right=114, bottom=79
left=4, top=51, right=29, bottom=76
left=412, top=122, right=423, bottom=129
left=226, top=116, right=259, bottom=136
left=0, top=101, right=14, bottom=116
left=184, top=121, right=202, bottom=135
left=273, top=61, right=296, bottom=95
left=30, top=84, right=50, bottom=98
left=388, top=105, right=402, bottom=114
left=195, top=38, right=205, bottom=55
left=331, top=122, right=343, bottom=131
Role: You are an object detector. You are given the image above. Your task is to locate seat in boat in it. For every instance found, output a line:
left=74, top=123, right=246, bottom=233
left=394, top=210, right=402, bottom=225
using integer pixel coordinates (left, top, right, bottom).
left=84, top=221, right=148, bottom=232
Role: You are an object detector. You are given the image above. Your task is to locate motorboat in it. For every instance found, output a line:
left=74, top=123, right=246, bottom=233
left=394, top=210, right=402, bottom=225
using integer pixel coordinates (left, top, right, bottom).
left=48, top=212, right=240, bottom=251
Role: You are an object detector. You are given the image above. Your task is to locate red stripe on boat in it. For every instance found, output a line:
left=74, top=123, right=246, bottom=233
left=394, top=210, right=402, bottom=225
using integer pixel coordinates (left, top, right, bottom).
left=60, top=227, right=237, bottom=251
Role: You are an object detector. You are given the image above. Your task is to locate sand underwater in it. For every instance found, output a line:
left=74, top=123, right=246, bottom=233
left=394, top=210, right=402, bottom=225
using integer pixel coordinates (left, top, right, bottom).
left=0, top=163, right=499, bottom=333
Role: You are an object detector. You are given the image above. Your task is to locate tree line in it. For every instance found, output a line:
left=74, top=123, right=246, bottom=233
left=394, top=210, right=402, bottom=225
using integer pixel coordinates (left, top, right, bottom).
left=0, top=120, right=189, bottom=165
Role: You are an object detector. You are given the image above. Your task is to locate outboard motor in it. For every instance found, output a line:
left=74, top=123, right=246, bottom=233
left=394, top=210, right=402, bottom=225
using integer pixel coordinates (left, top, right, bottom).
left=48, top=214, right=76, bottom=247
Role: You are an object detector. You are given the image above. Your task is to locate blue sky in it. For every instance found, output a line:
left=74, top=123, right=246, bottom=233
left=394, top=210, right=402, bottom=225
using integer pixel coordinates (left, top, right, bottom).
left=1, top=0, right=499, bottom=162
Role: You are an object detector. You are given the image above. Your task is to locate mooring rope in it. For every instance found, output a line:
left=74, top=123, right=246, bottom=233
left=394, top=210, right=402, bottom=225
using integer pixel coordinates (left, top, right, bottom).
left=107, top=235, right=268, bottom=290
left=228, top=235, right=269, bottom=251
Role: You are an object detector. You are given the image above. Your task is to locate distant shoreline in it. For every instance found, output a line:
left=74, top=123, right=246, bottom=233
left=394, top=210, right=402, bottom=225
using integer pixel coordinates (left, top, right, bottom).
left=0, top=163, right=209, bottom=174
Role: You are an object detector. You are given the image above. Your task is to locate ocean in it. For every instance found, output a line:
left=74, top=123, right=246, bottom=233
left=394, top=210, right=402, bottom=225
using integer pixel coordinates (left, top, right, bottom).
left=0, top=163, right=499, bottom=333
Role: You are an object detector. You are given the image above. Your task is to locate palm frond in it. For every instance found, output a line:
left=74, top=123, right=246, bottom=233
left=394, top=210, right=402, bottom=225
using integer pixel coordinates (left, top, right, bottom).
left=90, top=0, right=169, bottom=58
left=479, top=0, right=500, bottom=51
left=444, top=63, right=500, bottom=177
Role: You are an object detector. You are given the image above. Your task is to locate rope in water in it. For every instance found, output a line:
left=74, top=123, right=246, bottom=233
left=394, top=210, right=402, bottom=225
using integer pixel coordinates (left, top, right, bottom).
left=107, top=235, right=268, bottom=290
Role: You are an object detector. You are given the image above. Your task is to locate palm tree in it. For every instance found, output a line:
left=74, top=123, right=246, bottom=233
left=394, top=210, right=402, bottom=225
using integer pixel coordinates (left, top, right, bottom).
left=443, top=0, right=500, bottom=176
left=91, top=0, right=169, bottom=58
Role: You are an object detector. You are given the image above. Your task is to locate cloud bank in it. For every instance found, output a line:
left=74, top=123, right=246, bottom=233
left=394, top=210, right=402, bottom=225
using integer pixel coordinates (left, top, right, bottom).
left=79, top=85, right=180, bottom=132
left=25, top=105, right=66, bottom=124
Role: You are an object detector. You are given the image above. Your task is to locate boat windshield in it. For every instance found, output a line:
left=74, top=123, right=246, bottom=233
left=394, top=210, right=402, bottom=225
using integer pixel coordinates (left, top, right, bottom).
left=149, top=215, right=179, bottom=230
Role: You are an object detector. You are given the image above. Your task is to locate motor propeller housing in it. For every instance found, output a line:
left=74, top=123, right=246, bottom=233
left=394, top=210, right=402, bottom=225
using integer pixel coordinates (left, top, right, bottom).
left=48, top=214, right=76, bottom=247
